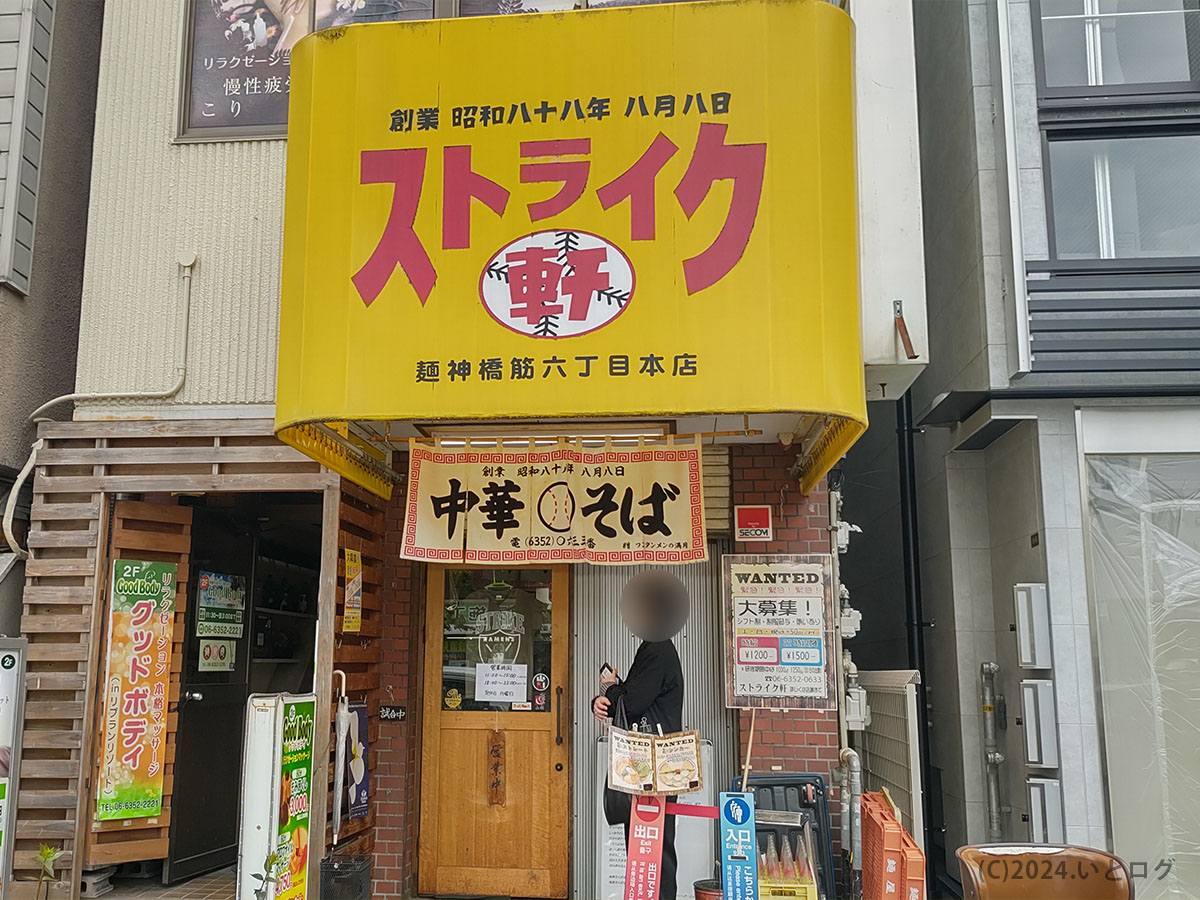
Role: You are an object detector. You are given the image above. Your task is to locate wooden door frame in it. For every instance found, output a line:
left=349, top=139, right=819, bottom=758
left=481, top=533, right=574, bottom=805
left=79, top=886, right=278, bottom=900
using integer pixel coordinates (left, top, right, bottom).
left=417, top=564, right=572, bottom=898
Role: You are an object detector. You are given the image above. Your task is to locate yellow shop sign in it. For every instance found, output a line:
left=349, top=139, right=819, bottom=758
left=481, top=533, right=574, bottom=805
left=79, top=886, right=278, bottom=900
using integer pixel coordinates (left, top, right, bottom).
left=276, top=0, right=866, bottom=497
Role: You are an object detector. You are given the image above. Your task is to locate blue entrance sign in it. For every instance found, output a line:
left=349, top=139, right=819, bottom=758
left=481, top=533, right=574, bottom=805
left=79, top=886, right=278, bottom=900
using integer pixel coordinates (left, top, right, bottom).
left=719, top=791, right=759, bottom=900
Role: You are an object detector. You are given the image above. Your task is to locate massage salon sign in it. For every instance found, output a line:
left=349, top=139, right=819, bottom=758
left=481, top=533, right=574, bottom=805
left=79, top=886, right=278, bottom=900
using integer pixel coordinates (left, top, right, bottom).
left=275, top=0, right=865, bottom=478
left=97, top=561, right=176, bottom=820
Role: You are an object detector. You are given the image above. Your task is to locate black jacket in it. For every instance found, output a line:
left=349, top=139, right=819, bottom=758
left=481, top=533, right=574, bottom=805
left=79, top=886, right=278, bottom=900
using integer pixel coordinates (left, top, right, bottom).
left=603, top=640, right=684, bottom=734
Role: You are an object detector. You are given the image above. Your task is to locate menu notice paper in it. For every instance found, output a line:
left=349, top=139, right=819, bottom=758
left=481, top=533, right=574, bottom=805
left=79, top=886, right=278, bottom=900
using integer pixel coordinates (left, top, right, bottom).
left=609, top=729, right=702, bottom=796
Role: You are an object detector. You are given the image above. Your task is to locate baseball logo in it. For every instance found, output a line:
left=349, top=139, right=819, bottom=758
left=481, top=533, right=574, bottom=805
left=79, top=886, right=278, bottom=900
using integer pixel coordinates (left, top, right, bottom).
left=537, top=481, right=575, bottom=533
left=479, top=229, right=635, bottom=338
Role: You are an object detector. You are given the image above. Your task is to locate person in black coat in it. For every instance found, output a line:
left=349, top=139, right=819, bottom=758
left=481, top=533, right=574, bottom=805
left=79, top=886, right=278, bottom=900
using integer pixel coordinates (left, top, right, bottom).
left=593, top=571, right=690, bottom=900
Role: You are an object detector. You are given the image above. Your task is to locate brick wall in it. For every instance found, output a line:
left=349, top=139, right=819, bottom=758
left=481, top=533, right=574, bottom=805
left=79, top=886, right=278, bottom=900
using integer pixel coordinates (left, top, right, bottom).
left=372, top=488, right=421, bottom=898
left=730, top=443, right=844, bottom=850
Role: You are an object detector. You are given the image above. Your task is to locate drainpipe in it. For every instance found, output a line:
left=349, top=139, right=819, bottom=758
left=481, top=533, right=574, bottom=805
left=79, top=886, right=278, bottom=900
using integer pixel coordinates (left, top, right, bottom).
left=841, top=747, right=862, bottom=900
left=2, top=441, right=41, bottom=560
left=27, top=251, right=197, bottom=421
left=981, top=662, right=1005, bottom=843
left=829, top=484, right=849, bottom=752
left=3, top=254, right=197, bottom=558
left=897, top=392, right=935, bottom=879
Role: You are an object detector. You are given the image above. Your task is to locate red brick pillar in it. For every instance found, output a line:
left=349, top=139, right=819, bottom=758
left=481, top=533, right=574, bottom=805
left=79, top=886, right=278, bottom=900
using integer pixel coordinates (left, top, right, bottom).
left=729, top=443, right=843, bottom=848
left=372, top=487, right=421, bottom=898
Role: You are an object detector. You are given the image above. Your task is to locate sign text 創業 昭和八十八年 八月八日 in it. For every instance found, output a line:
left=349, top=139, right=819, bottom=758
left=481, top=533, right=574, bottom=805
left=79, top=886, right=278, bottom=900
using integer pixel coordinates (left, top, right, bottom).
left=274, top=0, right=867, bottom=497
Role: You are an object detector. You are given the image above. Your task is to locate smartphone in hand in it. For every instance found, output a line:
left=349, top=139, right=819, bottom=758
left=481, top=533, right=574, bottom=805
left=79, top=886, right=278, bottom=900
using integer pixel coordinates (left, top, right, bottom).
left=599, top=662, right=620, bottom=690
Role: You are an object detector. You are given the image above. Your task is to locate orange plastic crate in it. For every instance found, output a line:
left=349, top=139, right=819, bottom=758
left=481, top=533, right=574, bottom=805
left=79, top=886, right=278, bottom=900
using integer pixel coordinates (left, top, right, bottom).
left=899, top=829, right=926, bottom=900
left=861, top=793, right=916, bottom=900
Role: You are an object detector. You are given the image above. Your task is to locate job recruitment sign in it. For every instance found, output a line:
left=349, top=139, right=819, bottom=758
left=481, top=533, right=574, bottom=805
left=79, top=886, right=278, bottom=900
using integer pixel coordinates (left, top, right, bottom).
left=722, top=555, right=835, bottom=711
left=275, top=0, right=866, bottom=495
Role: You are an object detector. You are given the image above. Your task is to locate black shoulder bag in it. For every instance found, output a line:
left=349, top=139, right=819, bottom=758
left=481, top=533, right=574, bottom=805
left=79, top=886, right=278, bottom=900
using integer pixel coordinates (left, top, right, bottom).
left=603, top=696, right=633, bottom=827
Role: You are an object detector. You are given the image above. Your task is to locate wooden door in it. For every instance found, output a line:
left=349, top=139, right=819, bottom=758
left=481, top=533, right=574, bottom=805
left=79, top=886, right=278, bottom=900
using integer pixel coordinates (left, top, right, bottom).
left=84, top=500, right=192, bottom=868
left=419, top=566, right=571, bottom=898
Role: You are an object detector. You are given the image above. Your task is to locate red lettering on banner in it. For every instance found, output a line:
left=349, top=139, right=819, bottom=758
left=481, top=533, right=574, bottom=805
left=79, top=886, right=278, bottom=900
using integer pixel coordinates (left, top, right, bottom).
left=352, top=148, right=437, bottom=306
left=674, top=123, right=767, bottom=294
left=443, top=145, right=510, bottom=249
left=352, top=129, right=765, bottom=306
left=520, top=138, right=590, bottom=221
left=597, top=133, right=678, bottom=241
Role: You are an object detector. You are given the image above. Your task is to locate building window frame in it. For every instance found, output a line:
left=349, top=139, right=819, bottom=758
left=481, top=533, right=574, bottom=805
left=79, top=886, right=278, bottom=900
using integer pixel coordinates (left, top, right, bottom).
left=1038, top=121, right=1200, bottom=274
left=1031, top=0, right=1200, bottom=107
left=173, top=0, right=590, bottom=143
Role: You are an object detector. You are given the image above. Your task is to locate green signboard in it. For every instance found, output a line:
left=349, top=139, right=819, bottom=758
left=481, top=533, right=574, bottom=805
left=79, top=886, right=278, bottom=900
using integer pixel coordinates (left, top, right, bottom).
left=275, top=697, right=314, bottom=900
left=97, top=560, right=176, bottom=821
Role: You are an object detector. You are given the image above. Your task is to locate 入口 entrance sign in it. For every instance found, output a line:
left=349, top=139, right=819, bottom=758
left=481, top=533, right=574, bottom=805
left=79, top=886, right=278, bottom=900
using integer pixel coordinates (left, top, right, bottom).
left=275, top=0, right=867, bottom=499
left=402, top=441, right=705, bottom=564
left=97, top=560, right=176, bottom=820
left=722, top=555, right=835, bottom=711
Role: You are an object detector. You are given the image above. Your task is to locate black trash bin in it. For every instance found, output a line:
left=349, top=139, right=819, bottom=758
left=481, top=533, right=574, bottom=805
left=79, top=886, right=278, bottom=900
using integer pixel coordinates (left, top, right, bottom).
left=319, top=854, right=372, bottom=900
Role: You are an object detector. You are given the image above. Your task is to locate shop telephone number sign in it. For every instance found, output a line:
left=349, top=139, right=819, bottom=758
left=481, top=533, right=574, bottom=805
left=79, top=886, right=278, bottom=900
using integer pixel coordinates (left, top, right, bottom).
left=722, top=554, right=835, bottom=711
left=402, top=440, right=706, bottom=564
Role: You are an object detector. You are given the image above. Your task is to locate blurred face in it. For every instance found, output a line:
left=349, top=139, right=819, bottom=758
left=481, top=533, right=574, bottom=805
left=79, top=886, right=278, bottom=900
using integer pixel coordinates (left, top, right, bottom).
left=620, top=571, right=689, bottom=641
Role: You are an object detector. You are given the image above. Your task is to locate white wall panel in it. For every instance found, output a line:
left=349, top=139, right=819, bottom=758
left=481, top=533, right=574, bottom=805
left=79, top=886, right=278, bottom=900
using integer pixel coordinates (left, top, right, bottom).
left=75, top=1, right=284, bottom=412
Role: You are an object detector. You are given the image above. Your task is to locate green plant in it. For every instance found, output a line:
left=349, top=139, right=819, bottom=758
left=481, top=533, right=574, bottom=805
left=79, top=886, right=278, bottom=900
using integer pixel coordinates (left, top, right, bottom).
left=252, top=850, right=282, bottom=900
left=35, top=844, right=64, bottom=900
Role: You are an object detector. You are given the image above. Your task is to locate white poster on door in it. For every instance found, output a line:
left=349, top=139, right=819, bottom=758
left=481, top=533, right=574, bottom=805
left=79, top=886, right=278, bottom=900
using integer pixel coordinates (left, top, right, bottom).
left=474, top=663, right=528, bottom=702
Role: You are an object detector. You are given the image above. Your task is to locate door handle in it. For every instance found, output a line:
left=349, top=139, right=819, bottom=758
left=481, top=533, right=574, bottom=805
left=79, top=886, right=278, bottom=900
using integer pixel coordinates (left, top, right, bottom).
left=184, top=690, right=204, bottom=702
left=555, top=686, right=563, bottom=746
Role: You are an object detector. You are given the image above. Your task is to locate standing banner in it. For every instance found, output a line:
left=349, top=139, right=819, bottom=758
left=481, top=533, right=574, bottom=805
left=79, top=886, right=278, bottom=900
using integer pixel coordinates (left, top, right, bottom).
left=722, top=555, right=836, bottom=711
left=196, top=571, right=246, bottom=638
left=343, top=549, right=363, bottom=633
left=97, top=560, right=176, bottom=821
left=719, top=792, right=760, bottom=900
left=0, top=638, right=26, bottom=887
left=623, top=796, right=666, bottom=900
left=403, top=440, right=705, bottom=565
left=275, top=697, right=315, bottom=900
left=348, top=701, right=369, bottom=820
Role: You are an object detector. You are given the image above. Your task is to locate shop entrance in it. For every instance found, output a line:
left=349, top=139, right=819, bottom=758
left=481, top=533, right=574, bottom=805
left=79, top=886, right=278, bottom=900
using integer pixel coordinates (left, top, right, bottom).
left=419, top=565, right=571, bottom=898
left=88, top=493, right=322, bottom=895
left=164, top=496, right=320, bottom=883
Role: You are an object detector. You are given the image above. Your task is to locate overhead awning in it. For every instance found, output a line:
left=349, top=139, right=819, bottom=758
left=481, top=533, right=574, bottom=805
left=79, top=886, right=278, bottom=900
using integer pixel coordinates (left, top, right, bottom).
left=275, top=0, right=867, bottom=499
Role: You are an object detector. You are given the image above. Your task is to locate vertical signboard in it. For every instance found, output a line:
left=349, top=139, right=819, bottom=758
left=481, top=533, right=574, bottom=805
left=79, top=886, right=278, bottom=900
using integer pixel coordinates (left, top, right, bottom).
left=343, top=549, right=363, bottom=633
left=275, top=697, right=314, bottom=900
left=722, top=555, right=835, bottom=711
left=0, top=638, right=26, bottom=889
left=623, top=796, right=666, bottom=900
left=719, top=792, right=759, bottom=900
left=97, top=560, right=176, bottom=821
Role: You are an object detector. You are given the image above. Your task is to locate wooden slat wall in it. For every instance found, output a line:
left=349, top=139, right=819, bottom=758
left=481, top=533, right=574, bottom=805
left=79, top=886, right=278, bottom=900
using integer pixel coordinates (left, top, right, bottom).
left=703, top=445, right=732, bottom=533
left=326, top=481, right=385, bottom=856
left=82, top=501, right=192, bottom=868
left=12, top=420, right=337, bottom=899
left=15, top=439, right=104, bottom=900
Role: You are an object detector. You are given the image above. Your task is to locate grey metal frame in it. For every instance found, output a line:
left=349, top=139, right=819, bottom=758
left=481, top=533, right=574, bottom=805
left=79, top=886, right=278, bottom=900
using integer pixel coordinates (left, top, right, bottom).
left=1039, top=124, right=1200, bottom=271
left=1030, top=0, right=1200, bottom=104
left=0, top=637, right=28, bottom=900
